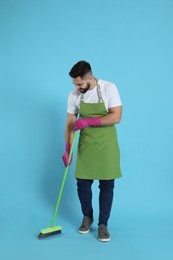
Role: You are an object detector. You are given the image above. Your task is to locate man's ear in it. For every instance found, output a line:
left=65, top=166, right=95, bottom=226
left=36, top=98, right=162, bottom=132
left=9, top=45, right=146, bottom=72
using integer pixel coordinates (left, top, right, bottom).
left=87, top=74, right=92, bottom=81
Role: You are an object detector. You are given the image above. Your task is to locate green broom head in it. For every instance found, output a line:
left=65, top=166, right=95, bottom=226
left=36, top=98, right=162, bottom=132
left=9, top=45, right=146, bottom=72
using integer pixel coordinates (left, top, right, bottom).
left=38, top=226, right=62, bottom=239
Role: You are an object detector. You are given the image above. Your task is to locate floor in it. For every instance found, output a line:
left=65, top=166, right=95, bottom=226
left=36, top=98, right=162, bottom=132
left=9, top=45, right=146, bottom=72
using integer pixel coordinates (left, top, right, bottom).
left=1, top=213, right=173, bottom=260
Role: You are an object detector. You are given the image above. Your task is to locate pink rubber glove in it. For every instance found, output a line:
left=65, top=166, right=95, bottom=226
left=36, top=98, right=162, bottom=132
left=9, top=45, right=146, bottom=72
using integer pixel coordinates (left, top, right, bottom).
left=62, top=143, right=73, bottom=167
left=74, top=117, right=101, bottom=131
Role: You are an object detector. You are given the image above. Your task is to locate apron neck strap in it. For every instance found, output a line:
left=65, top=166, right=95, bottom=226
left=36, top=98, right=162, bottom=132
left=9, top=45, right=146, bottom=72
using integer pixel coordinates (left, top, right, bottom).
left=96, top=80, right=104, bottom=103
left=80, top=79, right=103, bottom=103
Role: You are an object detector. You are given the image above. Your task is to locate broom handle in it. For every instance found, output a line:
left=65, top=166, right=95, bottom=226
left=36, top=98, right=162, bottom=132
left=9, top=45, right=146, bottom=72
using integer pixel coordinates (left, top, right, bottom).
left=51, top=130, right=78, bottom=228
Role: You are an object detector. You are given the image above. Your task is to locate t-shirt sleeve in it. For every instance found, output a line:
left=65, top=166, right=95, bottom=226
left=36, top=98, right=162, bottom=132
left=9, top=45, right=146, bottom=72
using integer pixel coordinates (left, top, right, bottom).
left=107, top=83, right=122, bottom=109
left=67, top=92, right=78, bottom=114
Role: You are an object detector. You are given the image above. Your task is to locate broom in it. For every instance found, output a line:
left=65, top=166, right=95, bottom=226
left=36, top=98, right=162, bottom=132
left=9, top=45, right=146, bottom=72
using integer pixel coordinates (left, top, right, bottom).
left=38, top=131, right=78, bottom=239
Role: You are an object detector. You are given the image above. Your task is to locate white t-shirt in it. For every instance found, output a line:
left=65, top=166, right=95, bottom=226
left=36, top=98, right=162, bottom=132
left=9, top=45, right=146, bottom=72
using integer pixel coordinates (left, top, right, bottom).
left=67, top=79, right=122, bottom=114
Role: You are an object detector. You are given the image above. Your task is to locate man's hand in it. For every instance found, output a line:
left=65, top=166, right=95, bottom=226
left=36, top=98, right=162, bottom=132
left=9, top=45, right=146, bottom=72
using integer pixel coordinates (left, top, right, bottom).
left=74, top=117, right=101, bottom=131
left=62, top=143, right=73, bottom=167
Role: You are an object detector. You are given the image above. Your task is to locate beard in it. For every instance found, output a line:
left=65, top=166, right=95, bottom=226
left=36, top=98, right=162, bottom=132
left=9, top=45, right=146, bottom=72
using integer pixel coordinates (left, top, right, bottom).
left=79, top=83, right=90, bottom=93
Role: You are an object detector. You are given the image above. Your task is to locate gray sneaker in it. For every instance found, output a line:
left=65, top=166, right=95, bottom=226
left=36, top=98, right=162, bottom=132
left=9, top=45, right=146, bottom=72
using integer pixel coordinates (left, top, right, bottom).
left=79, top=216, right=94, bottom=234
left=98, top=224, right=111, bottom=242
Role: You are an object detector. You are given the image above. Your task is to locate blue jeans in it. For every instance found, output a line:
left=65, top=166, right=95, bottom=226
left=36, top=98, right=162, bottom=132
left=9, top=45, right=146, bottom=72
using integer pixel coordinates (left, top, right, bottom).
left=76, top=178, right=115, bottom=226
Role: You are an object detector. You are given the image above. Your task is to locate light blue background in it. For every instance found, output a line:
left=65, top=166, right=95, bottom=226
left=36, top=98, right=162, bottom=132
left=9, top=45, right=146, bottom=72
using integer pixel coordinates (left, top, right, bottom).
left=0, top=0, right=173, bottom=259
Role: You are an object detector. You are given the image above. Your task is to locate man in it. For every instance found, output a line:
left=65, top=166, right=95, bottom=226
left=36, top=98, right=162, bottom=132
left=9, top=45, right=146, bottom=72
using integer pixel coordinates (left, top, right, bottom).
left=62, top=61, right=122, bottom=242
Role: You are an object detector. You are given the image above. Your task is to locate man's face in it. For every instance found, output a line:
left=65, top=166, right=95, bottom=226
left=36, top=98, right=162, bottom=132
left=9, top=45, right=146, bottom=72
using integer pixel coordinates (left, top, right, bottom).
left=72, top=76, right=90, bottom=94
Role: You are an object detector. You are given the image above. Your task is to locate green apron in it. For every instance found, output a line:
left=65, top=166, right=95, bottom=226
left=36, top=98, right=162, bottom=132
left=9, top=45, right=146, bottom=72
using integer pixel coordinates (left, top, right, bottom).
left=75, top=81, right=122, bottom=180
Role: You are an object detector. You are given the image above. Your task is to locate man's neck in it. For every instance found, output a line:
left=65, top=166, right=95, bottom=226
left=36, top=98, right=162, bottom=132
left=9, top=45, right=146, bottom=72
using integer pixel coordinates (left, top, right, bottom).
left=89, top=77, right=97, bottom=90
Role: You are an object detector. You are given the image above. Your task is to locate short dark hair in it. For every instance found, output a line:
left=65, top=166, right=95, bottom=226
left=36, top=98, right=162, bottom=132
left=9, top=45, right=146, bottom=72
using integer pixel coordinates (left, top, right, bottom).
left=69, top=60, right=92, bottom=78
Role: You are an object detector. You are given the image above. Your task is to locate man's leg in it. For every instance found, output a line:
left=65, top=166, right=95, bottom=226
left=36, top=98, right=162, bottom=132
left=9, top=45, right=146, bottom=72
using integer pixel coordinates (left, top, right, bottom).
left=76, top=178, right=94, bottom=233
left=98, top=179, right=115, bottom=241
left=98, top=179, right=115, bottom=226
left=76, top=178, right=94, bottom=218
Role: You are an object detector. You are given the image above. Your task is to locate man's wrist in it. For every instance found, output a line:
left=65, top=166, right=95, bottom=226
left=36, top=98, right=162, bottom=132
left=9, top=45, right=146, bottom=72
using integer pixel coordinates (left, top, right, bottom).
left=66, top=143, right=72, bottom=152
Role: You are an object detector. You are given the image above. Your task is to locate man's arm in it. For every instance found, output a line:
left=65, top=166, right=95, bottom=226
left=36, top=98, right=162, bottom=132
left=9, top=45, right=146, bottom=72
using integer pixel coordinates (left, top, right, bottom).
left=100, top=105, right=122, bottom=126
left=65, top=113, right=77, bottom=143
left=73, top=106, right=122, bottom=131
